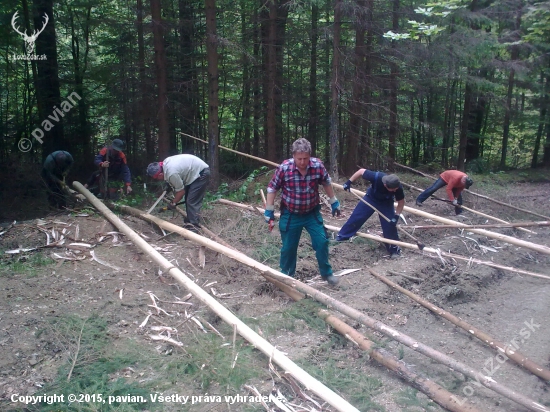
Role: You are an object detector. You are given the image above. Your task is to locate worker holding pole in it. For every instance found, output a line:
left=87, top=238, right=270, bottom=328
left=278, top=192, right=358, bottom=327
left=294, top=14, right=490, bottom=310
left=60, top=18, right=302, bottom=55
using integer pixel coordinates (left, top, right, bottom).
left=265, top=138, right=341, bottom=286
left=147, top=154, right=210, bottom=233
left=337, top=169, right=405, bottom=259
left=415, top=170, right=473, bottom=215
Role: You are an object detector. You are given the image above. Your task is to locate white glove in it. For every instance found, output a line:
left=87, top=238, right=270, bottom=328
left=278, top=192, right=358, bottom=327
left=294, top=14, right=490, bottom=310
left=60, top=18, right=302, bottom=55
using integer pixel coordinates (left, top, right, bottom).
left=452, top=199, right=458, bottom=206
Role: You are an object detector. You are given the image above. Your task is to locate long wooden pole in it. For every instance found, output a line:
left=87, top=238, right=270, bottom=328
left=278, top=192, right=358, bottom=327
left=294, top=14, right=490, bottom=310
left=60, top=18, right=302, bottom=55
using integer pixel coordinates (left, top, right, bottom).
left=72, top=182, right=360, bottom=412
left=369, top=269, right=550, bottom=381
left=318, top=310, right=481, bottom=412
left=409, top=221, right=550, bottom=230
left=402, top=205, right=550, bottom=255
left=401, top=181, right=536, bottom=234
left=393, top=161, right=550, bottom=220
left=265, top=273, right=481, bottom=411
left=105, top=199, right=550, bottom=411
left=180, top=132, right=279, bottom=167
left=218, top=198, right=550, bottom=281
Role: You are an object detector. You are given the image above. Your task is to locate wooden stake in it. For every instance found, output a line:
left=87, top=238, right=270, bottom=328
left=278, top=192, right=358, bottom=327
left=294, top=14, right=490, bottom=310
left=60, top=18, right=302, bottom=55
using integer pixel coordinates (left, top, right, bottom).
left=369, top=269, right=550, bottom=381
left=72, top=182, right=360, bottom=412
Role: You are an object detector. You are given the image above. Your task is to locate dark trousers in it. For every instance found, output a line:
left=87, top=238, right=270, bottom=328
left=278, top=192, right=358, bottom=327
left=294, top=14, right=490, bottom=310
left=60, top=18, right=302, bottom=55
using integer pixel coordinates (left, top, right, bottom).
left=41, top=169, right=66, bottom=208
left=184, top=168, right=210, bottom=226
left=338, top=194, right=400, bottom=254
left=416, top=178, right=462, bottom=205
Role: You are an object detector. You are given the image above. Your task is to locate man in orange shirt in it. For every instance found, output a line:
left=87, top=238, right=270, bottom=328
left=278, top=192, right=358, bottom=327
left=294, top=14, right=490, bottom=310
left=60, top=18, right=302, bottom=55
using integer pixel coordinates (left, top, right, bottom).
left=415, top=170, right=473, bottom=215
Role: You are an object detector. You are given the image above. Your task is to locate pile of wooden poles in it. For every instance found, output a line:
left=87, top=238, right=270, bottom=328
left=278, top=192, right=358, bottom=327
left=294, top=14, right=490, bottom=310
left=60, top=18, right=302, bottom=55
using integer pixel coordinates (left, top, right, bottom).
left=74, top=180, right=550, bottom=412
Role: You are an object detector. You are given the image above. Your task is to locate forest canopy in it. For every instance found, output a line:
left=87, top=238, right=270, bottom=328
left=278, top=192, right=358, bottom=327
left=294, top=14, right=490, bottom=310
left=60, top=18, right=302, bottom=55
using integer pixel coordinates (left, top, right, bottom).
left=1, top=0, right=549, bottom=185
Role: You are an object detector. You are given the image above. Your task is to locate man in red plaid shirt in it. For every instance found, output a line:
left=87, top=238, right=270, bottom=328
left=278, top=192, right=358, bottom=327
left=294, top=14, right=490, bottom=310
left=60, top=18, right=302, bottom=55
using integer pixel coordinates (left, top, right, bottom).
left=265, top=138, right=341, bottom=285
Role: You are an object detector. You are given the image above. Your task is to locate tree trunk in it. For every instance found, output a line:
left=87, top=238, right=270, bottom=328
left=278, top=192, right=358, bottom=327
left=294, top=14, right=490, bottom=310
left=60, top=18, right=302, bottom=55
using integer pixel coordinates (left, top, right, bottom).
left=205, top=0, right=220, bottom=188
left=137, top=0, right=153, bottom=160
left=307, top=4, right=319, bottom=154
left=33, top=0, right=66, bottom=158
left=150, top=0, right=170, bottom=160
left=532, top=71, right=548, bottom=168
left=344, top=1, right=365, bottom=176
left=329, top=0, right=342, bottom=179
left=388, top=0, right=399, bottom=161
left=69, top=5, right=92, bottom=164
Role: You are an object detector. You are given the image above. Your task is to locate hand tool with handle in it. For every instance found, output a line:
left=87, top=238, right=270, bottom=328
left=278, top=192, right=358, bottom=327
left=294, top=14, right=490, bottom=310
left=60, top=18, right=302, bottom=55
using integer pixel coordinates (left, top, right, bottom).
left=147, top=190, right=167, bottom=214
left=260, top=189, right=275, bottom=233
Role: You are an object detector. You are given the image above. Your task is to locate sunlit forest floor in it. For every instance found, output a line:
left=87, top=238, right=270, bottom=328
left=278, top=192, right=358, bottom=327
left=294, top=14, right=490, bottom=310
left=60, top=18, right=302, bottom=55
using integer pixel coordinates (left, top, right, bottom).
left=1, top=169, right=549, bottom=411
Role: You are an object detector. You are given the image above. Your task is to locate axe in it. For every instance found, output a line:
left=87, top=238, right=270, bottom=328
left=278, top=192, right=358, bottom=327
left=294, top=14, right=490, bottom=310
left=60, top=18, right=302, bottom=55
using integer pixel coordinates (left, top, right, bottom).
left=147, top=190, right=167, bottom=214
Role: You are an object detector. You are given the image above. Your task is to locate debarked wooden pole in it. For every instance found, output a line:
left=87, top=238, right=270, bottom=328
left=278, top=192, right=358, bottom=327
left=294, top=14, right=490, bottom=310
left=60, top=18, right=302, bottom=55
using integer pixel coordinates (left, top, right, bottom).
left=72, top=182, right=360, bottom=412
left=369, top=269, right=550, bottom=381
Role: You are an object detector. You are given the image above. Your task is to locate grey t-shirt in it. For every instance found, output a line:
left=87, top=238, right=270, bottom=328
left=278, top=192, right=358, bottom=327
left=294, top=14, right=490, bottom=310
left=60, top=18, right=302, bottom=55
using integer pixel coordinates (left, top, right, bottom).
left=163, top=154, right=209, bottom=192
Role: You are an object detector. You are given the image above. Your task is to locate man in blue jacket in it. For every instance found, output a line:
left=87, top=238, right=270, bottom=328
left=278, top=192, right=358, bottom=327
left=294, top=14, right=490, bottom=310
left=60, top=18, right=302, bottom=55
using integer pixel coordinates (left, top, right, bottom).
left=337, top=169, right=405, bottom=258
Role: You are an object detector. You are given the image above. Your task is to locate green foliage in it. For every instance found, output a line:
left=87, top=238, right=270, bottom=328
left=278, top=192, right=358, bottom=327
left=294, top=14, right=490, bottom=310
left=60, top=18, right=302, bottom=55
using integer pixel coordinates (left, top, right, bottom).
left=304, top=358, right=384, bottom=410
left=396, top=388, right=439, bottom=411
left=0, top=252, right=54, bottom=277
left=232, top=167, right=270, bottom=203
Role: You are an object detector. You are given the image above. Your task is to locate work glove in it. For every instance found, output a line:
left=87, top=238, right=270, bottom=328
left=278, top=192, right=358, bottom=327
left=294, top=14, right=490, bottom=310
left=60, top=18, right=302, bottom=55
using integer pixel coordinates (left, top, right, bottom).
left=389, top=215, right=399, bottom=227
left=342, top=180, right=352, bottom=192
left=167, top=202, right=177, bottom=211
left=100, top=161, right=110, bottom=168
left=452, top=199, right=458, bottom=206
left=330, top=198, right=341, bottom=217
left=264, top=208, right=275, bottom=223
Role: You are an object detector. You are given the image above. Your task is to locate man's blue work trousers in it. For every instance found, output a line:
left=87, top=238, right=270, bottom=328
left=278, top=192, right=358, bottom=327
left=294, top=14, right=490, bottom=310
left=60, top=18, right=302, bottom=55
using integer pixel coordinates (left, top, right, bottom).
left=279, top=206, right=333, bottom=278
left=337, top=194, right=400, bottom=254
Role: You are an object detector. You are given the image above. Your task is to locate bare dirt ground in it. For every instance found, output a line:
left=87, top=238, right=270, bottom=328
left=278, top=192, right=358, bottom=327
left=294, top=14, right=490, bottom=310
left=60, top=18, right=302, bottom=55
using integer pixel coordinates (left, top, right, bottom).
left=1, top=171, right=549, bottom=411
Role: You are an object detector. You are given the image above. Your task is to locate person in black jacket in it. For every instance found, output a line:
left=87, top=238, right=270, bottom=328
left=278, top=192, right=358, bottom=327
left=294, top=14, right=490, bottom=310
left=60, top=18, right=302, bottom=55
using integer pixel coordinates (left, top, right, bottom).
left=41, top=151, right=74, bottom=208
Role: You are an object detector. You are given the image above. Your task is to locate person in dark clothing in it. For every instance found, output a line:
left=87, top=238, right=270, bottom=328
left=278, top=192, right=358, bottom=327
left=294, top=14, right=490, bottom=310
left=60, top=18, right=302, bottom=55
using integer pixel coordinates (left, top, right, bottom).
left=337, top=169, right=404, bottom=258
left=41, top=151, right=74, bottom=208
left=415, top=170, right=473, bottom=215
left=85, top=139, right=132, bottom=196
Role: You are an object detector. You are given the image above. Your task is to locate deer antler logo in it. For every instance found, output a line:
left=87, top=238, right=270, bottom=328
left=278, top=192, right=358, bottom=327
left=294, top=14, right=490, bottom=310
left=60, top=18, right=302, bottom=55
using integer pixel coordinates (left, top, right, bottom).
left=12, top=11, right=49, bottom=56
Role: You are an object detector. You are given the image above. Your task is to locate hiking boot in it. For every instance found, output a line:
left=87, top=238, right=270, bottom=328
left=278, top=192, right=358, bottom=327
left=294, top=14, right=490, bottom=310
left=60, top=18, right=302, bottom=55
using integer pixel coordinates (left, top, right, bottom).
left=415, top=201, right=423, bottom=207
left=323, top=275, right=340, bottom=286
left=455, top=207, right=463, bottom=215
left=390, top=251, right=402, bottom=259
left=334, top=236, right=350, bottom=242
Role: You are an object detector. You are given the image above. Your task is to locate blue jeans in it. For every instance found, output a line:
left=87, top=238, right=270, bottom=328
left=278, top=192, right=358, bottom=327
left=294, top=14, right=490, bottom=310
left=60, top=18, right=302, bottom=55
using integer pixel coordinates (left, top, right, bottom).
left=337, top=194, right=400, bottom=254
left=416, top=178, right=462, bottom=205
left=279, top=205, right=332, bottom=278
